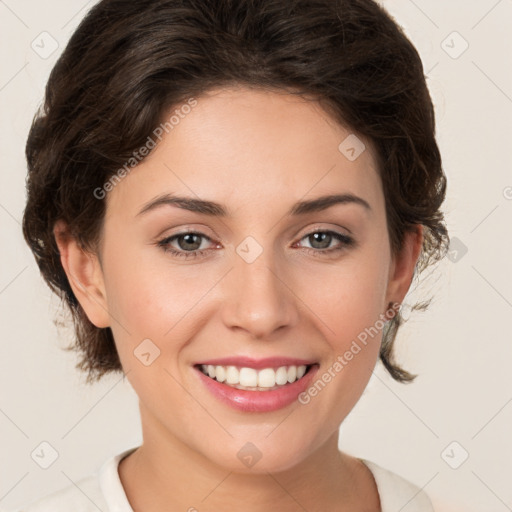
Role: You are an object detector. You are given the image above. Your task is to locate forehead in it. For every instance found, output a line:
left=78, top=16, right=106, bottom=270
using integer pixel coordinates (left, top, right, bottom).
left=107, top=86, right=383, bottom=219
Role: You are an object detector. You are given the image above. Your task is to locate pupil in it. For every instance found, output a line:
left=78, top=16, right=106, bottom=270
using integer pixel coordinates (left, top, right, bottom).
left=311, top=232, right=331, bottom=249
left=180, top=234, right=201, bottom=250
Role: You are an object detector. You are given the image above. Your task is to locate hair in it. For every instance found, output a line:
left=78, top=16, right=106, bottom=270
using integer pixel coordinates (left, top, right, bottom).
left=22, top=0, right=449, bottom=385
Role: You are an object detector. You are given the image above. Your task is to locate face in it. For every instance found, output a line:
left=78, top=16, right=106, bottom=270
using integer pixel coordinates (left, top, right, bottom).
left=62, top=86, right=420, bottom=474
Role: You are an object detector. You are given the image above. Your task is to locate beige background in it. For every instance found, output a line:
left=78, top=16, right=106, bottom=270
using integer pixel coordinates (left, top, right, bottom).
left=1, top=1, right=511, bottom=511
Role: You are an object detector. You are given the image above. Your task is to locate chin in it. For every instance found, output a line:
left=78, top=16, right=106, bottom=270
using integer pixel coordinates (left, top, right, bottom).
left=198, top=434, right=314, bottom=475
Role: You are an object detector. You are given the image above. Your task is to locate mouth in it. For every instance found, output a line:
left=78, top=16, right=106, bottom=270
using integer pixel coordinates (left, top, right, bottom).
left=195, top=363, right=316, bottom=391
left=192, top=356, right=320, bottom=412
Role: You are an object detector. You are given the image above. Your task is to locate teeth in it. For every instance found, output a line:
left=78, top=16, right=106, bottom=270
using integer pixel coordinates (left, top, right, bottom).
left=240, top=367, right=258, bottom=387
left=226, top=366, right=239, bottom=384
left=215, top=366, right=226, bottom=382
left=287, top=365, right=297, bottom=382
left=275, top=366, right=288, bottom=385
left=199, top=364, right=309, bottom=390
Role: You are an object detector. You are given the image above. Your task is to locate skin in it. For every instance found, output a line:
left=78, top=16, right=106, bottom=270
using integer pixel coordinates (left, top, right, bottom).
left=54, top=86, right=423, bottom=512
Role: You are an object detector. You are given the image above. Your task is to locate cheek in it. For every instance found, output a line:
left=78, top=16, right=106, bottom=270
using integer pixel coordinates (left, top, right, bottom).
left=101, top=231, right=190, bottom=329
left=101, top=244, right=224, bottom=371
left=104, top=267, right=195, bottom=344
left=101, top=223, right=390, bottom=368
left=301, top=251, right=389, bottom=344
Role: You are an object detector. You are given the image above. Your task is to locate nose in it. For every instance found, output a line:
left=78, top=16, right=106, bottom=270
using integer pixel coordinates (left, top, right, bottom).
left=220, top=246, right=300, bottom=340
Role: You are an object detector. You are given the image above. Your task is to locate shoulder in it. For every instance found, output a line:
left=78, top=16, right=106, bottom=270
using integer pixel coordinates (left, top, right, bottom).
left=11, top=446, right=138, bottom=512
left=360, top=459, right=435, bottom=512
left=11, top=474, right=107, bottom=512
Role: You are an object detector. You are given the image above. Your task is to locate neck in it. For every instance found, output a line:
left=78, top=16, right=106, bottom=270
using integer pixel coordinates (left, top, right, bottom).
left=118, top=406, right=377, bottom=511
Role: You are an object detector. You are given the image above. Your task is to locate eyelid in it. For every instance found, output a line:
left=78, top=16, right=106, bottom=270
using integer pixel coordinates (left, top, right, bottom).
left=158, top=231, right=217, bottom=248
left=157, top=223, right=351, bottom=244
left=295, top=222, right=353, bottom=240
left=157, top=226, right=355, bottom=263
left=154, top=224, right=219, bottom=242
left=294, top=229, right=355, bottom=251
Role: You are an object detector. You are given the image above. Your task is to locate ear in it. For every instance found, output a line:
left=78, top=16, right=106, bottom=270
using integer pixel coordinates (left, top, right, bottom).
left=385, top=224, right=424, bottom=308
left=53, top=220, right=110, bottom=328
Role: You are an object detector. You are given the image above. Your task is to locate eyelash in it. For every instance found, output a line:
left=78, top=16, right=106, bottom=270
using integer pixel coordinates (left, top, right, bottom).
left=157, top=230, right=355, bottom=260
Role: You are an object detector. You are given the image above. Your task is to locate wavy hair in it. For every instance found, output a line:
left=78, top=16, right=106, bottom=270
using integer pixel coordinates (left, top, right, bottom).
left=23, top=0, right=449, bottom=384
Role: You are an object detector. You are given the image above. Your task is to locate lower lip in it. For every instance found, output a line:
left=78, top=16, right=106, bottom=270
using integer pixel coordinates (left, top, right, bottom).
left=194, top=365, right=319, bottom=413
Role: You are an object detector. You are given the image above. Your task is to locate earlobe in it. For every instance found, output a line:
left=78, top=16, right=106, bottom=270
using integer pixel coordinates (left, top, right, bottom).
left=53, top=220, right=110, bottom=328
left=385, top=225, right=424, bottom=309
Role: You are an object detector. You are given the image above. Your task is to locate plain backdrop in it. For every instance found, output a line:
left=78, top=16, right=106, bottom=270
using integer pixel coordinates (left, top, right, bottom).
left=1, top=1, right=511, bottom=511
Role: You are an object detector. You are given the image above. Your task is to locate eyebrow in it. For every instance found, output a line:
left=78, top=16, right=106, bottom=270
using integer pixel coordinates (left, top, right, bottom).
left=136, top=192, right=372, bottom=218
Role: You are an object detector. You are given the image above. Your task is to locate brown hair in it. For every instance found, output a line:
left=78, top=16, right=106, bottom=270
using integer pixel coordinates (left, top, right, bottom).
left=22, top=0, right=449, bottom=384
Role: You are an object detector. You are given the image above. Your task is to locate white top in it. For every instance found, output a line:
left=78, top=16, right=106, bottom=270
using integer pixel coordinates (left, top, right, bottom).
left=13, top=447, right=434, bottom=512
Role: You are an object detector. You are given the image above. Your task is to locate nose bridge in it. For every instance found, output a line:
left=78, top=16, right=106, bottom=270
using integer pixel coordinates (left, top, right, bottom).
left=221, top=237, right=298, bottom=338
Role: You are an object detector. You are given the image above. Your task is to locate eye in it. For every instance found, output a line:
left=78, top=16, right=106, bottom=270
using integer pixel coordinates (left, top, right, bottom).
left=157, top=232, right=217, bottom=259
left=295, top=230, right=355, bottom=256
left=157, top=229, right=355, bottom=260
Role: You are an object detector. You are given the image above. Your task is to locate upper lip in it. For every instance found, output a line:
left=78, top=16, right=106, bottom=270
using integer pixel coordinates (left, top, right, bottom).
left=194, top=356, right=317, bottom=370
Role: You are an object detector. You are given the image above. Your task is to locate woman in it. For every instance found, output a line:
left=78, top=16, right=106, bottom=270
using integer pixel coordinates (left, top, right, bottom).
left=19, top=0, right=449, bottom=510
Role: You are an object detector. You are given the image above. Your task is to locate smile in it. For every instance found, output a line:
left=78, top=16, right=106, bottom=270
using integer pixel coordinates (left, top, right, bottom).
left=198, top=364, right=311, bottom=391
left=193, top=359, right=320, bottom=412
